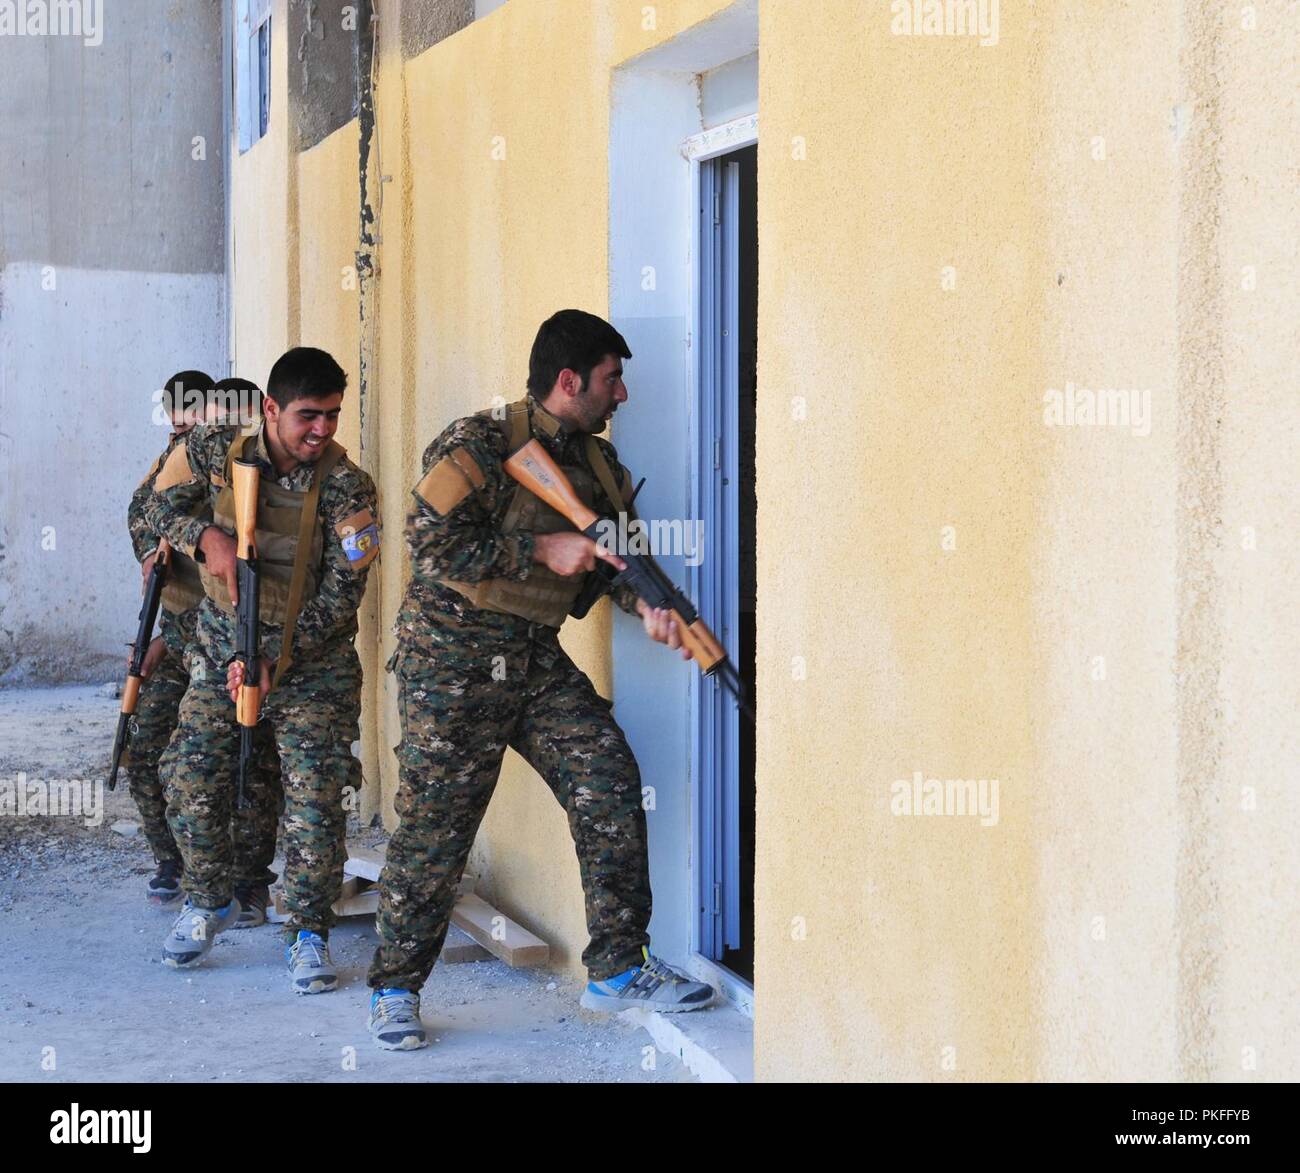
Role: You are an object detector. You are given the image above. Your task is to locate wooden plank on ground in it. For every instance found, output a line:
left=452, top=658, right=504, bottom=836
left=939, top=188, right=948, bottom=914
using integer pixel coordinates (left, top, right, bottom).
left=334, top=887, right=379, bottom=918
left=450, top=892, right=549, bottom=968
left=440, top=925, right=493, bottom=965
left=342, top=845, right=386, bottom=883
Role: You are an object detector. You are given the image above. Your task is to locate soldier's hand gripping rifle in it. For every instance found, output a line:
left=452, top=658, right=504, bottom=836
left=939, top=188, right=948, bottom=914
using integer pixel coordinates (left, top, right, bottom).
left=231, top=457, right=262, bottom=811
left=504, top=440, right=754, bottom=722
left=109, top=539, right=173, bottom=789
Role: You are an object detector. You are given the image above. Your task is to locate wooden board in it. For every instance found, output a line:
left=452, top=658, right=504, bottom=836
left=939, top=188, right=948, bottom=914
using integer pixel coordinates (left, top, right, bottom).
left=441, top=925, right=493, bottom=965
left=450, top=892, right=549, bottom=968
left=342, top=845, right=386, bottom=883
left=334, top=887, right=379, bottom=918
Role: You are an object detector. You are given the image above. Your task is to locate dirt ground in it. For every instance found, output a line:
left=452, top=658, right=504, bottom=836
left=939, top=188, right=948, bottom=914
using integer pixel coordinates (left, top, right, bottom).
left=0, top=685, right=690, bottom=1083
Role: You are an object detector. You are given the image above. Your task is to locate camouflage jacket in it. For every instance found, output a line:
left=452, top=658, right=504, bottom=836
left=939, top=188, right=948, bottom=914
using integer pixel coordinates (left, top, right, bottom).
left=143, top=421, right=380, bottom=666
left=128, top=431, right=184, bottom=563
left=128, top=431, right=198, bottom=656
left=395, top=395, right=639, bottom=648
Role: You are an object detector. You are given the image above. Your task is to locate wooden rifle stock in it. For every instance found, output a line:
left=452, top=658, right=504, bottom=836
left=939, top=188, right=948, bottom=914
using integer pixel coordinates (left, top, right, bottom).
left=231, top=458, right=261, bottom=808
left=503, top=439, right=752, bottom=719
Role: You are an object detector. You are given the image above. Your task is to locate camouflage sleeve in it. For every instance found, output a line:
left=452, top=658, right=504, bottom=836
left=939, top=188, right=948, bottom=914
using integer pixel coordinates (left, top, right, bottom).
left=406, top=416, right=535, bottom=586
left=142, top=425, right=226, bottom=560
left=267, top=460, right=380, bottom=663
left=127, top=444, right=171, bottom=563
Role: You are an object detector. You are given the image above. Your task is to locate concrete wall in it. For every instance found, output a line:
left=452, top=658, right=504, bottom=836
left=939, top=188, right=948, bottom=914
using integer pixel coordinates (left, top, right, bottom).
left=226, top=0, right=1299, bottom=1081
left=0, top=0, right=225, bottom=683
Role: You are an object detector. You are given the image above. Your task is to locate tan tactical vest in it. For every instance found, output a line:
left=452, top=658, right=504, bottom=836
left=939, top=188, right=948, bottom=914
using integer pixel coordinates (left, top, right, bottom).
left=161, top=547, right=207, bottom=615
left=439, top=399, right=626, bottom=629
left=198, top=424, right=344, bottom=626
left=137, top=443, right=208, bottom=616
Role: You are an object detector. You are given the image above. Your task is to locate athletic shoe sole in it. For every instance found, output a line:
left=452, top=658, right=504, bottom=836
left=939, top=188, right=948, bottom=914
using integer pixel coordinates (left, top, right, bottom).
left=292, top=974, right=339, bottom=995
left=147, top=888, right=184, bottom=908
left=371, top=1030, right=429, bottom=1051
left=579, top=989, right=715, bottom=1014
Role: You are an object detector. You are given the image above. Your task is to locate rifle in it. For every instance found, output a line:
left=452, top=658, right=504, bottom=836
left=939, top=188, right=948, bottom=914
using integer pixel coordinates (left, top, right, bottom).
left=109, top=540, right=173, bottom=789
left=231, top=457, right=262, bottom=811
left=504, top=440, right=754, bottom=721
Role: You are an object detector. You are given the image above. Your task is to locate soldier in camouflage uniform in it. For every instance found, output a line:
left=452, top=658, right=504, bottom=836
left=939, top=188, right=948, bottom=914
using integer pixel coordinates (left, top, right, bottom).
left=366, top=311, right=713, bottom=1051
left=123, top=373, right=285, bottom=922
left=143, top=348, right=379, bottom=993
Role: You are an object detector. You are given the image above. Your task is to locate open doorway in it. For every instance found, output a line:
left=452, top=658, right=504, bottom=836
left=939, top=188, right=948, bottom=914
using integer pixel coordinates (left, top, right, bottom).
left=607, top=2, right=759, bottom=1016
left=696, top=143, right=757, bottom=985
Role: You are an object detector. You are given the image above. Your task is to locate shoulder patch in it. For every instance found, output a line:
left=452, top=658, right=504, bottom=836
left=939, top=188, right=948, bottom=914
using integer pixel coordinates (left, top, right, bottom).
left=415, top=446, right=486, bottom=515
left=336, top=508, right=380, bottom=569
left=154, top=442, right=196, bottom=492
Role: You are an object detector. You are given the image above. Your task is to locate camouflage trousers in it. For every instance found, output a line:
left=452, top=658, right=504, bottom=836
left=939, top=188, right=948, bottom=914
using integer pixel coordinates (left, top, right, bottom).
left=160, top=639, right=361, bottom=938
left=368, top=626, right=651, bottom=991
left=126, top=642, right=282, bottom=885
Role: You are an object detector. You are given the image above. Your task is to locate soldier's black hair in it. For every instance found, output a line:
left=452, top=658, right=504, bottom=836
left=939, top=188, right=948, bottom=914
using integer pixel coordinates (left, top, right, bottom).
left=527, top=310, right=632, bottom=398
left=214, top=376, right=264, bottom=422
left=161, top=369, right=215, bottom=416
left=266, top=347, right=347, bottom=409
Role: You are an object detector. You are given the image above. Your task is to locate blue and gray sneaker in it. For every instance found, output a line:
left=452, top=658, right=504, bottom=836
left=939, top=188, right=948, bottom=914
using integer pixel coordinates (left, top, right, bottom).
left=580, top=948, right=715, bottom=1013
left=286, top=930, right=338, bottom=995
left=368, top=988, right=428, bottom=1051
left=161, top=898, right=241, bottom=968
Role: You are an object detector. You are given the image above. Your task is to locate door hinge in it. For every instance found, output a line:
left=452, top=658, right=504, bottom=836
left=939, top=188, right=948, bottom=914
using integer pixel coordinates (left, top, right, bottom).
left=712, top=882, right=722, bottom=915
left=713, top=438, right=721, bottom=470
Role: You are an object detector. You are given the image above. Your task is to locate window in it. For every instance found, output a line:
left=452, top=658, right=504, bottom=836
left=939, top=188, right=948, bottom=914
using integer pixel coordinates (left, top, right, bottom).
left=235, top=0, right=272, bottom=152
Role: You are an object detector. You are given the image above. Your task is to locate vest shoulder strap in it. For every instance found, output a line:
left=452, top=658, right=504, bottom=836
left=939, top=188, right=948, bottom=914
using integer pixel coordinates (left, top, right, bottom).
left=505, top=399, right=530, bottom=451
left=273, top=439, right=347, bottom=688
left=584, top=437, right=626, bottom=515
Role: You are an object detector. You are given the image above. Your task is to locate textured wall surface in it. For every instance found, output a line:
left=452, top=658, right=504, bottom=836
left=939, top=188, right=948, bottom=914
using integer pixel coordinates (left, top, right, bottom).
left=226, top=0, right=1299, bottom=1080
left=0, top=0, right=224, bottom=682
left=754, top=0, right=1299, bottom=1081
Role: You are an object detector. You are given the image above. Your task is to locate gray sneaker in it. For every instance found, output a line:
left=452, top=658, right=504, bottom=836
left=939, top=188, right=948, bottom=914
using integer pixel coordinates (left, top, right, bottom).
left=580, top=948, right=715, bottom=1013
left=368, top=988, right=429, bottom=1051
left=161, top=899, right=241, bottom=968
left=286, top=931, right=338, bottom=995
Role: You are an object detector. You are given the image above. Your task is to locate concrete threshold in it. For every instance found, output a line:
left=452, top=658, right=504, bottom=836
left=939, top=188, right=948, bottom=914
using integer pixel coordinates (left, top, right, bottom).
left=621, top=1003, right=753, bottom=1083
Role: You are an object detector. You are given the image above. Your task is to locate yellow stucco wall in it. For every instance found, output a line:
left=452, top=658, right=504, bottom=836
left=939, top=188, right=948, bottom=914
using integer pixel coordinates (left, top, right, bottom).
left=231, top=1, right=381, bottom=812
left=364, top=0, right=735, bottom=973
left=230, top=0, right=1300, bottom=1081
left=229, top=0, right=293, bottom=383
left=755, top=0, right=1298, bottom=1081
